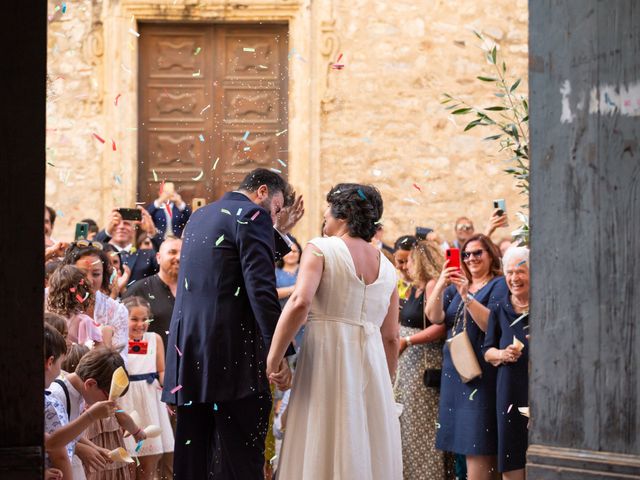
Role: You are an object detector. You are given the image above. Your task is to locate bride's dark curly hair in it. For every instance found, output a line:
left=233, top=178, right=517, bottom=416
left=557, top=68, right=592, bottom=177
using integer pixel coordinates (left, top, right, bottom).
left=326, top=183, right=383, bottom=241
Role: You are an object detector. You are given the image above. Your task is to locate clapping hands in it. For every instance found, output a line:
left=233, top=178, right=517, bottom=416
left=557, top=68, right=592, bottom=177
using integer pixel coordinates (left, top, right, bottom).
left=275, top=193, right=305, bottom=234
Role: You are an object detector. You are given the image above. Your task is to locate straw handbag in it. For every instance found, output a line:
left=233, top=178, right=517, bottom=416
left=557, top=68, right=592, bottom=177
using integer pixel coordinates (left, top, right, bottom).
left=447, top=303, right=482, bottom=383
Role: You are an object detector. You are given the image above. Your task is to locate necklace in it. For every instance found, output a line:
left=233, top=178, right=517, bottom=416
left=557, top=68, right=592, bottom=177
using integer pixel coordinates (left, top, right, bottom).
left=511, top=294, right=529, bottom=310
left=469, top=276, right=491, bottom=294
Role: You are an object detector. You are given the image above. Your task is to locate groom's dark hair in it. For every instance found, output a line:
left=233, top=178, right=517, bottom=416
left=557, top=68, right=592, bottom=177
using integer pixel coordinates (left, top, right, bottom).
left=239, top=168, right=292, bottom=204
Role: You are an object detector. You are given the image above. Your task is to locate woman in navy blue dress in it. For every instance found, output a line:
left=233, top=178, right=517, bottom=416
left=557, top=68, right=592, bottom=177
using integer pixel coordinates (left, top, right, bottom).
left=483, top=247, right=530, bottom=480
left=426, top=234, right=509, bottom=480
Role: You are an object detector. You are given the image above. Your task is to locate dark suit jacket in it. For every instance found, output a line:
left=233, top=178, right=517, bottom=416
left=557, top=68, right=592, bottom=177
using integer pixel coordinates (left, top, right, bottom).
left=146, top=202, right=191, bottom=238
left=162, top=192, right=292, bottom=405
left=95, top=230, right=160, bottom=282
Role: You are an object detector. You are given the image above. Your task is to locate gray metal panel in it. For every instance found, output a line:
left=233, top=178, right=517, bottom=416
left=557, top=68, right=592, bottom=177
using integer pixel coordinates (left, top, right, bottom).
left=529, top=0, right=640, bottom=457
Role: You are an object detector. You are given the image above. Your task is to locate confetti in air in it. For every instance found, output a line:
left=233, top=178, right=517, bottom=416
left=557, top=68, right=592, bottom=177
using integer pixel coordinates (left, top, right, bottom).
left=170, top=385, right=183, bottom=394
left=184, top=278, right=189, bottom=290
left=469, top=389, right=478, bottom=401
left=114, top=174, right=122, bottom=185
left=152, top=169, right=158, bottom=182
left=243, top=131, right=250, bottom=141
left=243, top=47, right=255, bottom=52
left=192, top=70, right=201, bottom=77
left=331, top=53, right=344, bottom=70
left=128, top=28, right=140, bottom=38
left=236, top=208, right=243, bottom=216
left=192, top=170, right=204, bottom=181
left=194, top=47, right=201, bottom=55
left=221, top=209, right=231, bottom=215
left=507, top=404, right=513, bottom=413
left=200, top=104, right=211, bottom=115
left=251, top=211, right=260, bottom=221
left=215, top=234, right=225, bottom=246
left=516, top=260, right=527, bottom=267
left=213, top=403, right=219, bottom=411
left=277, top=159, right=287, bottom=167
left=93, top=133, right=106, bottom=144
left=185, top=440, right=191, bottom=445
left=509, top=312, right=529, bottom=328
left=212, top=157, right=220, bottom=170
left=275, top=129, right=287, bottom=136
left=135, top=440, right=144, bottom=453
left=312, top=252, right=324, bottom=257
left=413, top=183, right=422, bottom=192
left=357, top=189, right=367, bottom=200
left=175, top=345, right=183, bottom=357
left=198, top=134, right=205, bottom=142
left=112, top=139, right=117, bottom=151
left=234, top=287, right=241, bottom=296
left=115, top=94, right=121, bottom=106
left=270, top=168, right=282, bottom=174
left=185, top=401, right=193, bottom=406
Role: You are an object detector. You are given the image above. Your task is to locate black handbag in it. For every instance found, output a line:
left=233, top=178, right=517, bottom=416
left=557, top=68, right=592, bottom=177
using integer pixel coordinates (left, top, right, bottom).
left=423, top=368, right=442, bottom=388
left=420, top=292, right=442, bottom=389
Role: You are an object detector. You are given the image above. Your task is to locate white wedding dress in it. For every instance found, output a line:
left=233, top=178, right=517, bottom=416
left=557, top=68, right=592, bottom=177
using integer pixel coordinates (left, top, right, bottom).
left=277, top=236, right=402, bottom=480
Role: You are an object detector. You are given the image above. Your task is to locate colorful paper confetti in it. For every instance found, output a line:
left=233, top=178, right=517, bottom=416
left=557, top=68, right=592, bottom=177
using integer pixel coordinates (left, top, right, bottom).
left=413, top=183, right=422, bottom=192
left=185, top=440, right=191, bottom=445
left=277, top=159, right=287, bottom=167
left=212, top=157, right=220, bottom=170
left=198, top=134, right=205, bottom=142
left=270, top=168, right=282, bottom=174
left=135, top=440, right=144, bottom=453
left=251, top=211, right=260, bottom=221
left=175, top=345, right=183, bottom=357
left=93, top=133, right=106, bottom=144
left=507, top=404, right=513, bottom=413
left=192, top=70, right=201, bottom=77
left=192, top=170, right=204, bottom=181
left=112, top=139, right=117, bottom=151
left=200, top=104, right=211, bottom=115
left=221, top=208, right=231, bottom=215
left=275, top=129, right=287, bottom=136
left=115, top=94, right=121, bottom=106
left=215, top=234, right=225, bottom=246
left=242, top=131, right=250, bottom=141
left=128, top=28, right=140, bottom=38
left=194, top=47, right=201, bottom=55
left=184, top=401, right=193, bottom=406
left=184, top=278, right=189, bottom=290
left=170, top=385, right=183, bottom=394
left=234, top=287, right=241, bottom=296
left=213, top=403, right=218, bottom=411
left=469, top=388, right=478, bottom=401
left=243, top=47, right=255, bottom=52
left=236, top=208, right=243, bottom=216
left=152, top=169, right=158, bottom=182
left=357, top=189, right=367, bottom=200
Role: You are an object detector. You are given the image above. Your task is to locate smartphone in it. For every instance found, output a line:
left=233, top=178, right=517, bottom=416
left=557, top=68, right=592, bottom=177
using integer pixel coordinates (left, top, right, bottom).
left=493, top=198, right=509, bottom=226
left=128, top=340, right=148, bottom=355
left=74, top=222, right=89, bottom=241
left=192, top=197, right=206, bottom=212
left=445, top=248, right=461, bottom=271
left=118, top=208, right=142, bottom=221
left=493, top=198, right=507, bottom=216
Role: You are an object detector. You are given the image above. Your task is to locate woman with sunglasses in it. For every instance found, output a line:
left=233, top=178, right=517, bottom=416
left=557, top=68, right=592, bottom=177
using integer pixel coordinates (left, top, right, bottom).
left=426, top=234, right=508, bottom=480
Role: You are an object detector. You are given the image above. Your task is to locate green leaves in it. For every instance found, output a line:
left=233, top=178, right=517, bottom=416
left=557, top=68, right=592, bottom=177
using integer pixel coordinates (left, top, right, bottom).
left=485, top=106, right=508, bottom=111
left=477, top=76, right=498, bottom=82
left=510, top=78, right=521, bottom=92
left=451, top=107, right=473, bottom=115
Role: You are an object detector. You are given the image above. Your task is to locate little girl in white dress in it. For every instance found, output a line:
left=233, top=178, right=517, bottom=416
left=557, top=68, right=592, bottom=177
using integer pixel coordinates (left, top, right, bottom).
left=119, top=296, right=174, bottom=480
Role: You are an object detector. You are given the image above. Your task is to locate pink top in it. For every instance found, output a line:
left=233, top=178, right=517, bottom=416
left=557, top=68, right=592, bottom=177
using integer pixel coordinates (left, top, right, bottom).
left=68, top=313, right=103, bottom=346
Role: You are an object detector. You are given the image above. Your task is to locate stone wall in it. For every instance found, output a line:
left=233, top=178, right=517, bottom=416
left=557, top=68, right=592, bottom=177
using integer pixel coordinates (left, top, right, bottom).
left=318, top=0, right=529, bottom=243
left=45, top=0, right=528, bottom=246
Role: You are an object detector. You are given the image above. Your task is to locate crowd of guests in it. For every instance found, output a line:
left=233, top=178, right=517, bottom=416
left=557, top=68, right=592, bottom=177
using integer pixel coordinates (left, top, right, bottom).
left=43, top=183, right=529, bottom=480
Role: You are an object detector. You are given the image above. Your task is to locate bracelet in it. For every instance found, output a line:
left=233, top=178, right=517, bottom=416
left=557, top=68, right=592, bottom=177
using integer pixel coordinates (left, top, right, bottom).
left=464, top=292, right=475, bottom=305
left=132, top=427, right=142, bottom=437
left=404, top=336, right=412, bottom=347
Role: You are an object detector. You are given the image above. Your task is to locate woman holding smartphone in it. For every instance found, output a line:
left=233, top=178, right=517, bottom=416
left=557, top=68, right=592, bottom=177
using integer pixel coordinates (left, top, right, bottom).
left=426, top=234, right=508, bottom=480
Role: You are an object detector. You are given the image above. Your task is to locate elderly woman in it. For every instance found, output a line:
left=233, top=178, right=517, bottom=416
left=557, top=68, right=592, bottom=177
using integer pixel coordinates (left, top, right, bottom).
left=426, top=234, right=509, bottom=480
left=483, top=247, right=530, bottom=480
left=395, top=240, right=446, bottom=479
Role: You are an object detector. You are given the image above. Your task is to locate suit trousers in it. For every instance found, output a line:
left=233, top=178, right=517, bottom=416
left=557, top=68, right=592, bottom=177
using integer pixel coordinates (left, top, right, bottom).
left=173, top=393, right=272, bottom=480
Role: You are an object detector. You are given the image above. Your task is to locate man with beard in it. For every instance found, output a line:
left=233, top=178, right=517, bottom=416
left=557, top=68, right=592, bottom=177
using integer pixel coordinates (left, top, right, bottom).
left=163, top=168, right=303, bottom=479
left=123, top=235, right=182, bottom=343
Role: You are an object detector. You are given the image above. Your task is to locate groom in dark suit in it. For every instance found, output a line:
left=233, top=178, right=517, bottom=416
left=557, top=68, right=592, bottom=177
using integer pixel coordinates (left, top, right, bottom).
left=162, top=168, right=302, bottom=479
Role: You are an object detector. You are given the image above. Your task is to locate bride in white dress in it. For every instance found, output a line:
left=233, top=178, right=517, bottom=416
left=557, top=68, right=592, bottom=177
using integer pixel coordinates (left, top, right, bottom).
left=267, top=184, right=402, bottom=480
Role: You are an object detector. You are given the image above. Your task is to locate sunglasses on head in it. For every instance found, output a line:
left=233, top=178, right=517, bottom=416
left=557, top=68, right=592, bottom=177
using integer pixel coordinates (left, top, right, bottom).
left=456, top=223, right=473, bottom=231
left=462, top=249, right=485, bottom=260
left=71, top=240, right=104, bottom=250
